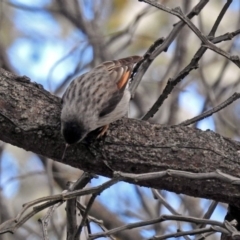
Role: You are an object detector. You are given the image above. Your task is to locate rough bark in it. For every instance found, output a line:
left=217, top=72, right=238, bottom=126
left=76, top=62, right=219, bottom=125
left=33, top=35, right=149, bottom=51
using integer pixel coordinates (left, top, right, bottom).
left=1, top=68, right=240, bottom=206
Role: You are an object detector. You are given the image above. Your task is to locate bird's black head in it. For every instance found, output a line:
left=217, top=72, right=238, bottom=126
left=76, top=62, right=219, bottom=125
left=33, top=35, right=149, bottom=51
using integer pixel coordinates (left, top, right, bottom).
left=62, top=121, right=86, bottom=145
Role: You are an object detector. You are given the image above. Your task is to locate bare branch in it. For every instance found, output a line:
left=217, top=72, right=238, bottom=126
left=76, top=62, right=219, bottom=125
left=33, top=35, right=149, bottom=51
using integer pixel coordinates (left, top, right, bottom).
left=88, top=214, right=225, bottom=240
left=66, top=173, right=95, bottom=240
left=150, top=227, right=219, bottom=240
left=2, top=68, right=240, bottom=206
left=130, top=0, right=209, bottom=97
left=152, top=189, right=190, bottom=240
left=114, top=169, right=240, bottom=185
left=141, top=1, right=240, bottom=66
left=141, top=28, right=240, bottom=120
left=198, top=201, right=219, bottom=229
left=208, top=0, right=233, bottom=37
left=141, top=0, right=236, bottom=120
left=0, top=177, right=119, bottom=234
left=38, top=202, right=62, bottom=240
left=178, top=93, right=240, bottom=126
left=74, top=194, right=97, bottom=238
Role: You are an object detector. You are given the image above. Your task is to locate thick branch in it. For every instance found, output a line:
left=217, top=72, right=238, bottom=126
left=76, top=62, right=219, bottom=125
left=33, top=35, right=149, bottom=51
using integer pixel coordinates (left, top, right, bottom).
left=1, top=68, right=240, bottom=206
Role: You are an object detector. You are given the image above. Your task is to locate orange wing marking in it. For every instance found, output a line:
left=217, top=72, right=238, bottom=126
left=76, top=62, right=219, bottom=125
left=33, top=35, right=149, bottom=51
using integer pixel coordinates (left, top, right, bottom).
left=117, top=71, right=130, bottom=89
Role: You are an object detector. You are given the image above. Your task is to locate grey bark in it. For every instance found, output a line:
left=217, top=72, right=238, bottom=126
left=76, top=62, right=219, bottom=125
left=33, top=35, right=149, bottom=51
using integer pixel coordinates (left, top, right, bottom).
left=1, top=68, right=240, bottom=206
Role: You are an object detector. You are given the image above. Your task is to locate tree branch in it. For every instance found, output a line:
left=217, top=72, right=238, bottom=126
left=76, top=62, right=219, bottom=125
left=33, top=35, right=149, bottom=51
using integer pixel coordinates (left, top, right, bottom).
left=1, top=68, right=240, bottom=206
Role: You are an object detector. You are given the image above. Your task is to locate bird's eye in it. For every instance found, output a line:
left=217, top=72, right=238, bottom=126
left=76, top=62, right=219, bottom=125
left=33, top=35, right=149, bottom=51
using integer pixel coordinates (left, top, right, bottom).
left=61, top=98, right=64, bottom=104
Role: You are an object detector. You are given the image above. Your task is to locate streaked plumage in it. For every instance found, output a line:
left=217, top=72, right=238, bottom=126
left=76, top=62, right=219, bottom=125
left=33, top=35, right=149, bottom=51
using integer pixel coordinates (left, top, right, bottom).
left=61, top=56, right=142, bottom=144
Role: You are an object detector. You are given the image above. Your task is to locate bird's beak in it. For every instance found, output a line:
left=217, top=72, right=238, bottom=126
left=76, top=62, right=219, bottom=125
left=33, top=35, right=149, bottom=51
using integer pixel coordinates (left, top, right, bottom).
left=61, top=143, right=69, bottom=161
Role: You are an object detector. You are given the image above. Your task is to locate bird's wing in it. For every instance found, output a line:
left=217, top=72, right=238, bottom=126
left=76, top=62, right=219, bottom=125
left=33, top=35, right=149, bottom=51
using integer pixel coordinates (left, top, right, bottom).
left=102, top=55, right=142, bottom=91
left=98, top=56, right=142, bottom=118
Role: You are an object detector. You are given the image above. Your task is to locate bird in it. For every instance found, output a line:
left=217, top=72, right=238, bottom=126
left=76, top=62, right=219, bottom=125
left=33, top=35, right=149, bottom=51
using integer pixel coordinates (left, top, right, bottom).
left=60, top=55, right=143, bottom=145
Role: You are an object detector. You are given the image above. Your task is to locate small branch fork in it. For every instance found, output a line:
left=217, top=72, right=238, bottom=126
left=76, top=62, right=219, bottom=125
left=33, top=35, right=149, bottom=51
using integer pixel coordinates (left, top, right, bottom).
left=1, top=169, right=240, bottom=239
left=134, top=0, right=240, bottom=121
left=141, top=1, right=239, bottom=67
left=129, top=0, right=210, bottom=97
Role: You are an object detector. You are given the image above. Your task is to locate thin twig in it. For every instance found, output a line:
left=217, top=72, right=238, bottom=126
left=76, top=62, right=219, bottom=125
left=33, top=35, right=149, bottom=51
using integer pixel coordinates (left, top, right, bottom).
left=208, top=0, right=233, bottom=37
left=152, top=189, right=191, bottom=240
left=88, top=214, right=225, bottom=240
left=178, top=93, right=240, bottom=126
left=152, top=189, right=179, bottom=215
left=38, top=202, right=62, bottom=240
left=0, top=200, right=61, bottom=235
left=66, top=173, right=95, bottom=240
left=141, top=1, right=240, bottom=67
left=76, top=202, right=116, bottom=240
left=198, top=201, right=218, bottom=229
left=0, top=176, right=118, bottom=235
left=149, top=227, right=217, bottom=240
left=130, top=0, right=209, bottom=97
left=141, top=27, right=240, bottom=120
left=114, top=169, right=240, bottom=185
left=141, top=0, right=236, bottom=120
left=74, top=194, right=97, bottom=238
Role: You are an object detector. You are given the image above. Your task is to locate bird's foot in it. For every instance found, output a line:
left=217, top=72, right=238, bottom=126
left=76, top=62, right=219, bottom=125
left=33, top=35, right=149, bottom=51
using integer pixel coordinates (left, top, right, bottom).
left=97, top=124, right=109, bottom=139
